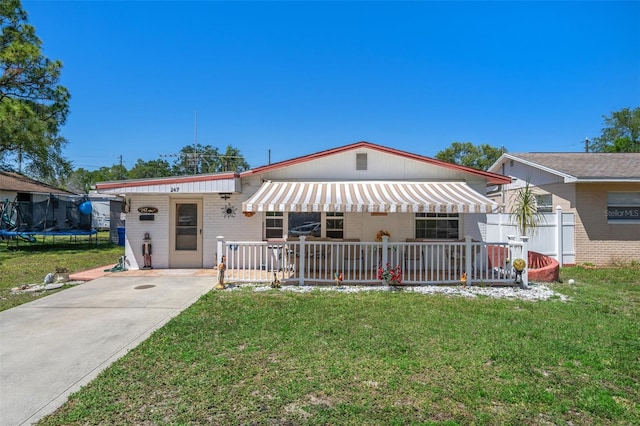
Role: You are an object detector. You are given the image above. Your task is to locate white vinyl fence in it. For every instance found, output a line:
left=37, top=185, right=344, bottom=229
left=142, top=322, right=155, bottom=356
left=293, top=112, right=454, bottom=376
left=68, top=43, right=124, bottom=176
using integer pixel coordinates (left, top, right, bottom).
left=485, top=206, right=575, bottom=266
left=216, top=236, right=522, bottom=287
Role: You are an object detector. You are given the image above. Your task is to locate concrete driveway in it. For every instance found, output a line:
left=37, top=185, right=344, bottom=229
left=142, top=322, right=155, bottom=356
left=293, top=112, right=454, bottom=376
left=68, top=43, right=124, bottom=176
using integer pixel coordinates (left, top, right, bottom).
left=0, top=273, right=215, bottom=425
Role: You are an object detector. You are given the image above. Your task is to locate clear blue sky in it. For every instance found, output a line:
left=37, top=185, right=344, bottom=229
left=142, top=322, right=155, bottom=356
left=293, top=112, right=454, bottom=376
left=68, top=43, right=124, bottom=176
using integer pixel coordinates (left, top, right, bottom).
left=24, top=1, right=640, bottom=171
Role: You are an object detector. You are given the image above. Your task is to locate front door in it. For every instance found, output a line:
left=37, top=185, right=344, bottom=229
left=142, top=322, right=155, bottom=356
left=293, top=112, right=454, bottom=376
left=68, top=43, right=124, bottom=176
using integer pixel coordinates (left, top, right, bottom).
left=169, top=199, right=203, bottom=268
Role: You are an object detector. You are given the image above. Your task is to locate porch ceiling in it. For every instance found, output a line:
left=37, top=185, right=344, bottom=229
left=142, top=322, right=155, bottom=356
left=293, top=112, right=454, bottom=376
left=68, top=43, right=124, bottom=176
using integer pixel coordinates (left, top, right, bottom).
left=242, top=181, right=498, bottom=214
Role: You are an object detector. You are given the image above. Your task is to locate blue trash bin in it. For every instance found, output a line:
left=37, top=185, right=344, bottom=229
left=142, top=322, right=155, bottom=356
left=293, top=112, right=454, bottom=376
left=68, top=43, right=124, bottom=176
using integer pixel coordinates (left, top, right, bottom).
left=117, top=227, right=125, bottom=246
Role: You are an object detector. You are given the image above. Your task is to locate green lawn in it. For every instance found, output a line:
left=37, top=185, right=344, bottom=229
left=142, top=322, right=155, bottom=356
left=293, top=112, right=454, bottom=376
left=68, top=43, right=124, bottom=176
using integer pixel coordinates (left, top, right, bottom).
left=0, top=233, right=124, bottom=311
left=36, top=266, right=639, bottom=425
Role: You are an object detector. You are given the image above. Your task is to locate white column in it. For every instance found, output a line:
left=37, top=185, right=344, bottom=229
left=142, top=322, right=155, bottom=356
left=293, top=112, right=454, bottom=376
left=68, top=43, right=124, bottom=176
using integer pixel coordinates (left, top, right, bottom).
left=216, top=236, right=224, bottom=265
left=521, top=236, right=529, bottom=288
left=555, top=205, right=563, bottom=267
left=507, top=235, right=516, bottom=271
left=465, top=235, right=473, bottom=286
left=381, top=235, right=389, bottom=268
left=299, top=236, right=306, bottom=286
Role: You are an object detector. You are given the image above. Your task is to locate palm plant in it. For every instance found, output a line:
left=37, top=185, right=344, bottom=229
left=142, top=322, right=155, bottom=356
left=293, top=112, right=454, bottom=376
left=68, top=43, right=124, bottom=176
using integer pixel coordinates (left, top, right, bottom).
left=510, top=181, right=545, bottom=237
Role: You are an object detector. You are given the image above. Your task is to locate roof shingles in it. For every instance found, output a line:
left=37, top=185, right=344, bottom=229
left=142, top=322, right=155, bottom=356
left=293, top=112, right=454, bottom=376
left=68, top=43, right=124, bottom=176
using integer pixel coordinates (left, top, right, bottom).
left=0, top=171, right=75, bottom=195
left=508, top=153, right=640, bottom=179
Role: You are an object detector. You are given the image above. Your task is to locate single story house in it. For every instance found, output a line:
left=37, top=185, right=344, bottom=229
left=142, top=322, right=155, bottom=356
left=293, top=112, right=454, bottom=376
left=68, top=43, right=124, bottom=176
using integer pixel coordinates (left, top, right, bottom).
left=488, top=152, right=640, bottom=266
left=1, top=170, right=75, bottom=201
left=96, top=141, right=511, bottom=274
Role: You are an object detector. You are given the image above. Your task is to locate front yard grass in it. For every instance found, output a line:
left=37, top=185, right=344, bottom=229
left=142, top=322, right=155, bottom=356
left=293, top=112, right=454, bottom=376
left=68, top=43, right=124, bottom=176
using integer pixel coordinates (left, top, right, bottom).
left=37, top=266, right=640, bottom=425
left=0, top=234, right=124, bottom=312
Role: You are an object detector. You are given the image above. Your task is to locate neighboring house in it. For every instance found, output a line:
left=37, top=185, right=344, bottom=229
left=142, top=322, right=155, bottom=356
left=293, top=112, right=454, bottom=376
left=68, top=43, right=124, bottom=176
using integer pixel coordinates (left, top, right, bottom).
left=1, top=170, right=75, bottom=201
left=488, top=153, right=640, bottom=266
left=96, top=141, right=510, bottom=270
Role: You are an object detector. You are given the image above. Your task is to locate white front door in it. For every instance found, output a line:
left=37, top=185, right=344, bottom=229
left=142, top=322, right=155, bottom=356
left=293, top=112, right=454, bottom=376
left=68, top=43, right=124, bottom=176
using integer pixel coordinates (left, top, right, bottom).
left=169, top=199, right=203, bottom=268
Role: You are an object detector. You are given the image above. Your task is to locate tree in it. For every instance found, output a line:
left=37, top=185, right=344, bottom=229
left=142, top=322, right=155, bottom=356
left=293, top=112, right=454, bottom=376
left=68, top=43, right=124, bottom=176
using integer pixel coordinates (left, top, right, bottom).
left=215, top=145, right=250, bottom=173
left=170, top=144, right=249, bottom=175
left=65, top=167, right=97, bottom=194
left=435, top=142, right=504, bottom=170
left=94, top=164, right=128, bottom=182
left=170, top=144, right=219, bottom=175
left=128, top=158, right=172, bottom=179
left=590, top=107, right=640, bottom=152
left=0, top=0, right=70, bottom=180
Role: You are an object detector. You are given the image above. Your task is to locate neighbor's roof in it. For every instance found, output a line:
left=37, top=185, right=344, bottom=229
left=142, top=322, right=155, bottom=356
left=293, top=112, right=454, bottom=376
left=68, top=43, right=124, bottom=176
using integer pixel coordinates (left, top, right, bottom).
left=494, top=152, right=640, bottom=182
left=0, top=170, right=75, bottom=195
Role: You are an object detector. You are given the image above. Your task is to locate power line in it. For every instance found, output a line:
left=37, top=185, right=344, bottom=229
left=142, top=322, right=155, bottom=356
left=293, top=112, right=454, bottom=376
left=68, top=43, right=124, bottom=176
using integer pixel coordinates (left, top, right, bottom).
left=160, top=152, right=245, bottom=174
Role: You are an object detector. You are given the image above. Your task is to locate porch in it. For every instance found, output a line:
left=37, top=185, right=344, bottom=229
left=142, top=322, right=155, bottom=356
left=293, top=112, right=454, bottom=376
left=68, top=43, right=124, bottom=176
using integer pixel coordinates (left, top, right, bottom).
left=217, top=236, right=524, bottom=286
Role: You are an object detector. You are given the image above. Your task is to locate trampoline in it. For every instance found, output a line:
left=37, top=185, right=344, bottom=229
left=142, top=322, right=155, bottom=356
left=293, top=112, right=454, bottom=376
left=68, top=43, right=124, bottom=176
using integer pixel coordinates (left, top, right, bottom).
left=1, top=194, right=98, bottom=247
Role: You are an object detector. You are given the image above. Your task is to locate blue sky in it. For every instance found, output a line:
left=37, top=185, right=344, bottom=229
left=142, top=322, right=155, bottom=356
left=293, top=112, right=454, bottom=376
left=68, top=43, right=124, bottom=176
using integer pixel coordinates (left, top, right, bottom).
left=24, top=1, right=640, bottom=171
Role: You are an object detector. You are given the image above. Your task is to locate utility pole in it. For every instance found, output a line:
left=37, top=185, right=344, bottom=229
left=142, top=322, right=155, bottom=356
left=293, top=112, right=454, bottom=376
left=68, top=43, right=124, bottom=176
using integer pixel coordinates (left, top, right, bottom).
left=118, top=155, right=124, bottom=179
left=193, top=110, right=198, bottom=174
left=160, top=110, right=245, bottom=174
left=585, top=138, right=590, bottom=153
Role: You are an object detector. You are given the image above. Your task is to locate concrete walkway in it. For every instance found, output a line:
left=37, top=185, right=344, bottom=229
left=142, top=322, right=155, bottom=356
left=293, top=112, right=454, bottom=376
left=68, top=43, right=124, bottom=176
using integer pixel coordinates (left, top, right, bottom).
left=0, top=273, right=215, bottom=425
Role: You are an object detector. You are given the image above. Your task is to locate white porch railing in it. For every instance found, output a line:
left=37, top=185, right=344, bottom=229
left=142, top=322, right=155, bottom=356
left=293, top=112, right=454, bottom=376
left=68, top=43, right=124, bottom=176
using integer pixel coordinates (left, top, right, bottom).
left=217, top=236, right=524, bottom=286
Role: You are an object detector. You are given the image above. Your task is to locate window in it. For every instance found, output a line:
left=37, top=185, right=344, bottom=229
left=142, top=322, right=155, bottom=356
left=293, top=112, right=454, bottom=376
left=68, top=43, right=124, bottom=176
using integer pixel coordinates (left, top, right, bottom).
left=415, top=213, right=459, bottom=239
left=288, top=212, right=321, bottom=237
left=265, top=212, right=284, bottom=239
left=325, top=212, right=344, bottom=239
left=356, top=153, right=367, bottom=170
left=16, top=192, right=30, bottom=202
left=607, top=192, right=640, bottom=223
left=535, top=194, right=553, bottom=213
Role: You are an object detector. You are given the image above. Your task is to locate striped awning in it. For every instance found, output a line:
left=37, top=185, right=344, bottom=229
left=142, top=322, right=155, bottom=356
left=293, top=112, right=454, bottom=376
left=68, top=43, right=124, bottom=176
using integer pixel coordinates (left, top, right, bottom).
left=242, top=181, right=498, bottom=214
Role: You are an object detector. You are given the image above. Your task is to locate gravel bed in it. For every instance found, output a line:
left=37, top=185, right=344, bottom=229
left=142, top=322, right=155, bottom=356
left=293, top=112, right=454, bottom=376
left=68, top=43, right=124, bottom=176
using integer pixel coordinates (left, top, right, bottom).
left=224, top=282, right=570, bottom=302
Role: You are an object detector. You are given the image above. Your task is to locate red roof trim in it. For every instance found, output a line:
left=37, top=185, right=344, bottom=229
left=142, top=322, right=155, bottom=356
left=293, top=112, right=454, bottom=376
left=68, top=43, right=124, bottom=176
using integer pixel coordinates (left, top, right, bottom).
left=240, top=141, right=511, bottom=184
left=95, top=172, right=239, bottom=190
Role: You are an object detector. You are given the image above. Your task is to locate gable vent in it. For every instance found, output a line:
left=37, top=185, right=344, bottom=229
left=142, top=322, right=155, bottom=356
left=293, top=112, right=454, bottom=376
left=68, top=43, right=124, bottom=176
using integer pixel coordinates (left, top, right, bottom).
left=356, top=153, right=368, bottom=170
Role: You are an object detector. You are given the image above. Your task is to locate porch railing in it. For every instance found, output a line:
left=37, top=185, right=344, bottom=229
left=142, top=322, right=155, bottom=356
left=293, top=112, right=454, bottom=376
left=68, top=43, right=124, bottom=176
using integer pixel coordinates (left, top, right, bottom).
left=217, top=235, right=522, bottom=286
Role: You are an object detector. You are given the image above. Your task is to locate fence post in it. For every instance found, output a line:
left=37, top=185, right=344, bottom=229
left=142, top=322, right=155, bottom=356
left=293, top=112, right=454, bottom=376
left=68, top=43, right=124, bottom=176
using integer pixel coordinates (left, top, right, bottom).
left=465, top=235, right=473, bottom=285
left=299, top=236, right=306, bottom=286
left=507, top=235, right=515, bottom=267
left=521, top=236, right=529, bottom=288
left=381, top=235, right=389, bottom=269
left=555, top=205, right=563, bottom=267
left=216, top=236, right=225, bottom=265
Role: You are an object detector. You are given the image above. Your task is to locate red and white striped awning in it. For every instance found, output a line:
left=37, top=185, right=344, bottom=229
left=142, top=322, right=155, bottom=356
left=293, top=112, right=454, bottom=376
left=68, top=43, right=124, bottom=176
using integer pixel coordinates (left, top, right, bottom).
left=242, top=181, right=498, bottom=213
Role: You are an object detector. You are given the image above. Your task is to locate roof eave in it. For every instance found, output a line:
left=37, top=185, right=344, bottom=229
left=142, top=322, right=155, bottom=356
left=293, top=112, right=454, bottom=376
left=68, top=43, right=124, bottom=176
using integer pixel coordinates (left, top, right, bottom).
left=501, top=154, right=577, bottom=182
left=241, top=141, right=511, bottom=184
left=573, top=178, right=640, bottom=183
left=95, top=172, right=240, bottom=191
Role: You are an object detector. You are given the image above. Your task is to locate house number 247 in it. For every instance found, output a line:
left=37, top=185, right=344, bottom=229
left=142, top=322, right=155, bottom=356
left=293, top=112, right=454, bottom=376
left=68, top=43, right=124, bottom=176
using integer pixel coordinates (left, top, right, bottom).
left=170, top=187, right=180, bottom=192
